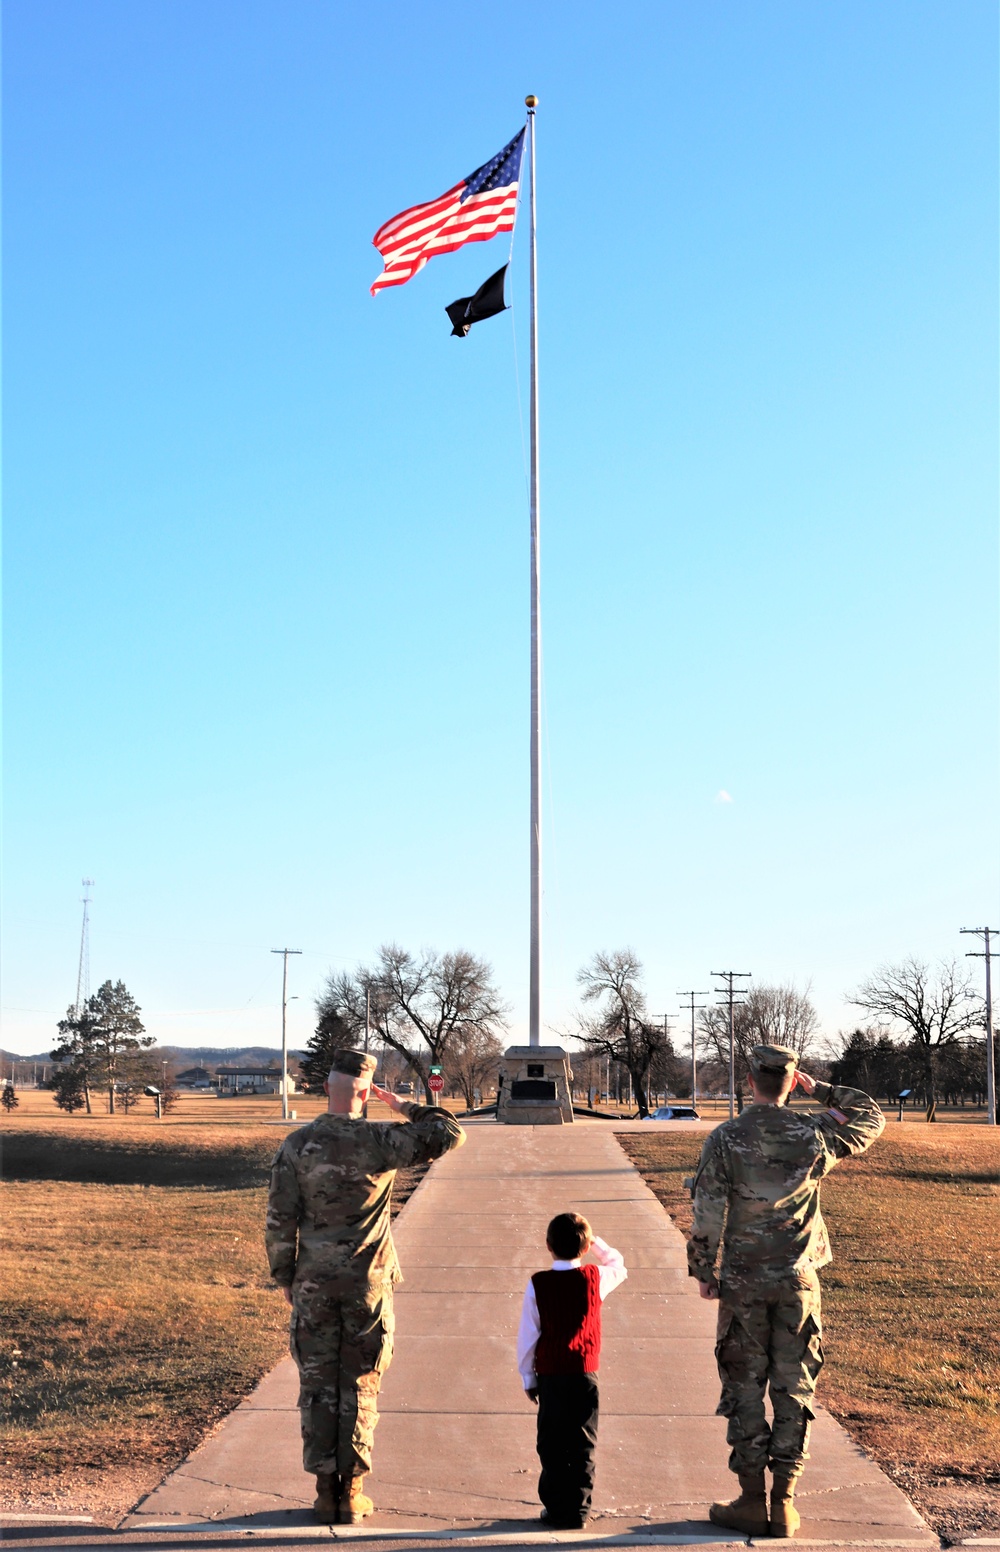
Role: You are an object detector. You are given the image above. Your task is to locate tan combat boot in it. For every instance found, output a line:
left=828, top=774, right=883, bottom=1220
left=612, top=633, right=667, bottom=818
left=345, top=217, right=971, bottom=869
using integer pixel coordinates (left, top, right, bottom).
left=708, top=1472, right=769, bottom=1534
left=342, top=1475, right=374, bottom=1524
left=770, top=1472, right=801, bottom=1537
left=312, top=1472, right=341, bottom=1524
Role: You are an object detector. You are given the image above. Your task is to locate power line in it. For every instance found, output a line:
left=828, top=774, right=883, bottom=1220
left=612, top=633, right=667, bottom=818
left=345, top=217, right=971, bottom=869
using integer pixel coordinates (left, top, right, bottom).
left=960, top=926, right=998, bottom=1126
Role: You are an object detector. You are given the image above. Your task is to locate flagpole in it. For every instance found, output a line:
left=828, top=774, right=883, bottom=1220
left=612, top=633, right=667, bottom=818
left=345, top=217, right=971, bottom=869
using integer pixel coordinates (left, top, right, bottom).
left=526, top=94, right=541, bottom=1047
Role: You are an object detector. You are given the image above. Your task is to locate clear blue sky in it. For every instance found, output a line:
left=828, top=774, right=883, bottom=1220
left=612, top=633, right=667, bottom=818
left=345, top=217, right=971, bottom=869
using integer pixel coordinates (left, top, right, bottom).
left=4, top=0, right=997, bottom=1057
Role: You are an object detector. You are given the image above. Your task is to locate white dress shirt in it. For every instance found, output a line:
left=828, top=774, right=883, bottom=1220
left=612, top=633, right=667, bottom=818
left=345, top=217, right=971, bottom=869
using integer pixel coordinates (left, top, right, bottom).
left=516, top=1236, right=627, bottom=1389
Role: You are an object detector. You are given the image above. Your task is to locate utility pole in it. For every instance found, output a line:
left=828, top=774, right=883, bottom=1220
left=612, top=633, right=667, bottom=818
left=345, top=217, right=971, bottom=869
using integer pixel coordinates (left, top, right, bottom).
left=271, top=949, right=302, bottom=1121
left=711, top=971, right=751, bottom=1120
left=960, top=926, right=998, bottom=1126
left=363, top=989, right=372, bottom=1119
left=676, top=990, right=710, bottom=1106
left=649, top=1013, right=677, bottom=1108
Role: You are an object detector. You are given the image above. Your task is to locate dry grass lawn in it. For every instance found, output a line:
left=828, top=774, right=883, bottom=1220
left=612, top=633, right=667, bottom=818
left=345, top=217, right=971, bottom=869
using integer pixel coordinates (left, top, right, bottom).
left=620, top=1124, right=1000, bottom=1544
left=0, top=1103, right=427, bottom=1525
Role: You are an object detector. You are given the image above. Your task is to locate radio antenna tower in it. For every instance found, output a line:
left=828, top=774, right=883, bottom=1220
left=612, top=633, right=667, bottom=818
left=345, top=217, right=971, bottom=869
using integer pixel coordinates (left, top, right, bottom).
left=75, top=879, right=95, bottom=1015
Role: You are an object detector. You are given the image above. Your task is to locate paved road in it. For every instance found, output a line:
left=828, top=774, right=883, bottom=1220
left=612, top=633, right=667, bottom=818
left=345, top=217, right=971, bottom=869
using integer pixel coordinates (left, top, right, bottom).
left=117, top=1120, right=933, bottom=1547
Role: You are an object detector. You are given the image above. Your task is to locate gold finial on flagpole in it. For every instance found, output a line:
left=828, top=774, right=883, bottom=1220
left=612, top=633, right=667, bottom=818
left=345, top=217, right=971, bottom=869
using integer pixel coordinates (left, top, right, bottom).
left=525, top=95, right=538, bottom=108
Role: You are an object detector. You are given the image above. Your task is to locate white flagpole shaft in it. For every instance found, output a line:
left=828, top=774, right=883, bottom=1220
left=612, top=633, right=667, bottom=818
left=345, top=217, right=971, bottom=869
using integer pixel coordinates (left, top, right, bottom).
left=527, top=99, right=541, bottom=1047
left=281, top=952, right=289, bottom=1121
left=986, top=928, right=996, bottom=1126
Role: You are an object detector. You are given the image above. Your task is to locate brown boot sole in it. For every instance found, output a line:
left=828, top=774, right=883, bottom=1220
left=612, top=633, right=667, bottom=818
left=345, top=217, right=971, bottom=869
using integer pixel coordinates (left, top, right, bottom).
left=770, top=1510, right=800, bottom=1538
left=709, top=1505, right=769, bottom=1534
left=342, top=1496, right=374, bottom=1525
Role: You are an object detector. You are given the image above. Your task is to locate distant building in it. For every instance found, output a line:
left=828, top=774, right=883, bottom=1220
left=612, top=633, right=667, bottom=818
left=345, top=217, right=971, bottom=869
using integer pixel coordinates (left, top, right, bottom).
left=216, top=1065, right=297, bottom=1096
left=176, top=1066, right=215, bottom=1088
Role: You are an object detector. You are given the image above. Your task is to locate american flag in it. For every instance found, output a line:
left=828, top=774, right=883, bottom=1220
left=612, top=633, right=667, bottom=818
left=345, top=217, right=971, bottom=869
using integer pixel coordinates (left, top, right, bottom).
left=370, top=129, right=525, bottom=297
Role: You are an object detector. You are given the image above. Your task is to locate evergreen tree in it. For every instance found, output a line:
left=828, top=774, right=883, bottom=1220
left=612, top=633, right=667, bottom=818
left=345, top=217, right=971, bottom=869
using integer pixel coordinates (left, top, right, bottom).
left=300, top=1001, right=358, bottom=1094
left=1, top=1080, right=19, bottom=1112
left=51, top=1005, right=102, bottom=1114
left=830, top=1028, right=878, bottom=1088
left=53, top=981, right=152, bottom=1114
left=49, top=1066, right=87, bottom=1113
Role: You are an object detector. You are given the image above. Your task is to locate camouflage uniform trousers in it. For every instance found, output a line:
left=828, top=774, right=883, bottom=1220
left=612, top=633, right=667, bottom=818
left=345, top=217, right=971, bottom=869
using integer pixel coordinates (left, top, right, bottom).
left=290, top=1279, right=395, bottom=1477
left=714, top=1268, right=824, bottom=1480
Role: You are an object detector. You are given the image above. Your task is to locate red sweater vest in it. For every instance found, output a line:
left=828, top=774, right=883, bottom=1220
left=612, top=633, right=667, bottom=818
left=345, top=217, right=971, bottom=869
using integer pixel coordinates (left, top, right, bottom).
left=531, top=1264, right=602, bottom=1375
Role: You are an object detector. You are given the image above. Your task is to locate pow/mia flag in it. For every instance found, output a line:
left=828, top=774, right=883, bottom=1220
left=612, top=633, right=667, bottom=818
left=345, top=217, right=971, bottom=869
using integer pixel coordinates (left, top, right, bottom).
left=445, top=264, right=509, bottom=337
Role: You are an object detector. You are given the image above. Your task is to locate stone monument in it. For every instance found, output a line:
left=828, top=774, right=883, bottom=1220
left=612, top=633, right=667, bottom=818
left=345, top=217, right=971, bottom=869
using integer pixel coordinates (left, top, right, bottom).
left=498, top=1045, right=574, bottom=1124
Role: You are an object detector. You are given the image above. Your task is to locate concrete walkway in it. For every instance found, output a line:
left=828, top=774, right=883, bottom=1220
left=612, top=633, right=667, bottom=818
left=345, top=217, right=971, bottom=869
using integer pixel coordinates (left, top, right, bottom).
left=126, top=1122, right=934, bottom=1546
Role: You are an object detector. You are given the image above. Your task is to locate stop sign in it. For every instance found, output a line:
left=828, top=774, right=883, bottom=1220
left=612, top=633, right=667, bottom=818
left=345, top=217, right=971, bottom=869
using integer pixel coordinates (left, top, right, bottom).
left=428, top=1074, right=444, bottom=1093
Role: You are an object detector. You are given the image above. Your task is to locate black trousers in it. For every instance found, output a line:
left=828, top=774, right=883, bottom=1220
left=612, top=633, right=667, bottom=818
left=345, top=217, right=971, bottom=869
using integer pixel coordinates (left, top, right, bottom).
left=536, top=1373, right=599, bottom=1523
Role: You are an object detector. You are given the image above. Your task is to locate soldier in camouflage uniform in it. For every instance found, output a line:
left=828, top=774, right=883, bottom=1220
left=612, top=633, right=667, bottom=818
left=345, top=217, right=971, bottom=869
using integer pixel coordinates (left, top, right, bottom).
left=688, top=1044, right=884, bottom=1538
left=266, top=1049, right=466, bottom=1525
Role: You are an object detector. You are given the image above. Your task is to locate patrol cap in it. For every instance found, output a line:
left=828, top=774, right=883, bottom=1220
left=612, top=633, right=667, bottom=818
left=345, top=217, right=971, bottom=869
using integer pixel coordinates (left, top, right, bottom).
left=748, top=1043, right=798, bottom=1077
left=328, top=1048, right=377, bottom=1080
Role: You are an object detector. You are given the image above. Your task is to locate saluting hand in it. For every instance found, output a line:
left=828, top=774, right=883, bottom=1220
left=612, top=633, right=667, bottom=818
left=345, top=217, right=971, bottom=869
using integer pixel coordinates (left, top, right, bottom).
left=793, top=1070, right=816, bottom=1095
left=371, top=1083, right=407, bottom=1115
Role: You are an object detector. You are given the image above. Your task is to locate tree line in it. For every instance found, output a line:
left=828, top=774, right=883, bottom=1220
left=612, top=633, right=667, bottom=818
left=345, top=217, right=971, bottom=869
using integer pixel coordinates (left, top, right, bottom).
left=303, top=944, right=988, bottom=1122
left=300, top=944, right=827, bottom=1118
left=42, top=948, right=989, bottom=1124
left=831, top=1029, right=988, bottom=1109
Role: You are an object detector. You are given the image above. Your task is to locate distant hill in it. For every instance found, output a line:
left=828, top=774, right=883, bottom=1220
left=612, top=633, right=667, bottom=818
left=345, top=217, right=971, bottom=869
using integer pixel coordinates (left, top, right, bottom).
left=157, top=1046, right=304, bottom=1068
left=2, top=1044, right=304, bottom=1068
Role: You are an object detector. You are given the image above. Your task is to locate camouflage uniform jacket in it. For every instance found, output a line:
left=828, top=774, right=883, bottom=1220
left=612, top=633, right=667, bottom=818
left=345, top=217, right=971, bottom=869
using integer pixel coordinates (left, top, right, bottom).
left=687, top=1082, right=884, bottom=1289
left=266, top=1104, right=465, bottom=1290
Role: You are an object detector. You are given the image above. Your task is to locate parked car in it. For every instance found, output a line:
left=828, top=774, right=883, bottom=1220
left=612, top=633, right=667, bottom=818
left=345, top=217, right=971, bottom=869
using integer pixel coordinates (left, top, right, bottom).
left=643, top=1104, right=701, bottom=1121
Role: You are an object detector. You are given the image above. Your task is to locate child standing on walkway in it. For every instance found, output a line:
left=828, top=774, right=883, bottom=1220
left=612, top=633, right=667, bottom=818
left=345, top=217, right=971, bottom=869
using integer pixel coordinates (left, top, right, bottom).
left=517, top=1212, right=627, bottom=1529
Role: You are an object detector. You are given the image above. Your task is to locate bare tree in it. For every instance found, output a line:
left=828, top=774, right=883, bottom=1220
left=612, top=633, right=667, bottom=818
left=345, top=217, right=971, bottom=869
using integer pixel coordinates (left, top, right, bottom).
left=574, top=949, right=671, bottom=1118
left=849, top=957, right=983, bottom=1121
left=745, top=984, right=820, bottom=1053
left=446, top=1026, right=504, bottom=1109
left=698, top=983, right=819, bottom=1098
left=315, top=944, right=508, bottom=1103
left=648, top=1039, right=689, bottom=1101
